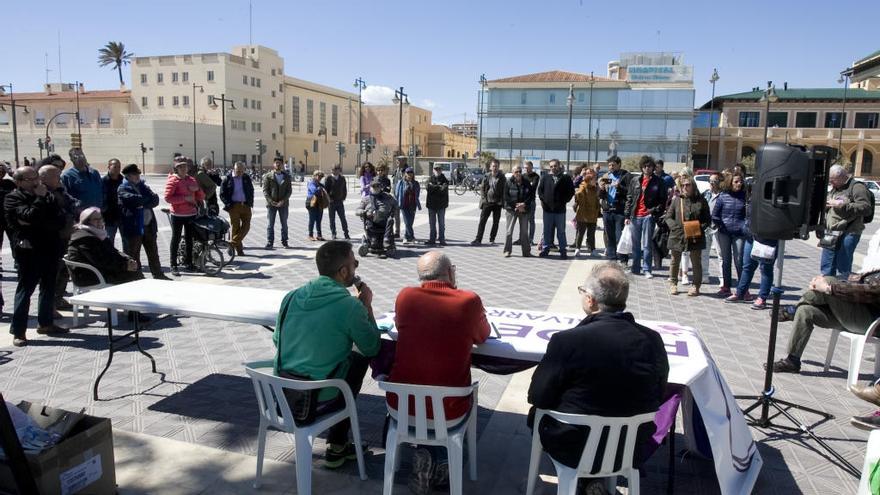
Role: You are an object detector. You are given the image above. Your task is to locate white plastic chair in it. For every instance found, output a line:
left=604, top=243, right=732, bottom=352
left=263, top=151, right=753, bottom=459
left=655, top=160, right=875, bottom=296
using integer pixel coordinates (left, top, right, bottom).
left=823, top=318, right=880, bottom=388
left=525, top=409, right=657, bottom=495
left=244, top=361, right=367, bottom=495
left=858, top=429, right=880, bottom=495
left=377, top=380, right=479, bottom=495
left=62, top=257, right=119, bottom=327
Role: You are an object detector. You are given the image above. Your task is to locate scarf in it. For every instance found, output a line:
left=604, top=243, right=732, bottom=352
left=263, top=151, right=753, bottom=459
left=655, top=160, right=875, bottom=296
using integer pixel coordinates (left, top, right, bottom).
left=75, top=224, right=108, bottom=241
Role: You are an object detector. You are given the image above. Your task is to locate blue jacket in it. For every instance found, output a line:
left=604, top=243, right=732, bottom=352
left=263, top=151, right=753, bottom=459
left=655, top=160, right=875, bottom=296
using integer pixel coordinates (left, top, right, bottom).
left=219, top=173, right=255, bottom=209
left=395, top=179, right=422, bottom=211
left=118, top=179, right=160, bottom=236
left=61, top=166, right=103, bottom=210
left=711, top=190, right=748, bottom=236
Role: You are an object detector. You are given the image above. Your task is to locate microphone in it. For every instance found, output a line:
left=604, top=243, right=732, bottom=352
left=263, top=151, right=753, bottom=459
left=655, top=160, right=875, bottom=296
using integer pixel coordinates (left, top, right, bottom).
left=352, top=276, right=364, bottom=290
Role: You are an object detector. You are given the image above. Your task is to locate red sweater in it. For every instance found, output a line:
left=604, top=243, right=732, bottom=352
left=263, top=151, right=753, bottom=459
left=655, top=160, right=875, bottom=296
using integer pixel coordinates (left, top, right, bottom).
left=388, top=281, right=490, bottom=420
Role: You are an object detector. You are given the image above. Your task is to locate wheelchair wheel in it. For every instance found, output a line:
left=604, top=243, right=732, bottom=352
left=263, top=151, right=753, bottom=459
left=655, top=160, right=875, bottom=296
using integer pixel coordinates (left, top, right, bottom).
left=216, top=240, right=235, bottom=265
left=358, top=243, right=369, bottom=257
left=202, top=245, right=225, bottom=276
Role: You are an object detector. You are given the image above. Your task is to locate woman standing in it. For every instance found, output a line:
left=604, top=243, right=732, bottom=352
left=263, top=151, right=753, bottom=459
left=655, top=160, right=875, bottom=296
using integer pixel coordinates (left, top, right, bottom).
left=164, top=159, right=205, bottom=276
left=711, top=172, right=749, bottom=297
left=358, top=162, right=376, bottom=197
left=666, top=174, right=710, bottom=296
left=395, top=167, right=421, bottom=245
left=572, top=167, right=600, bottom=257
left=306, top=170, right=327, bottom=241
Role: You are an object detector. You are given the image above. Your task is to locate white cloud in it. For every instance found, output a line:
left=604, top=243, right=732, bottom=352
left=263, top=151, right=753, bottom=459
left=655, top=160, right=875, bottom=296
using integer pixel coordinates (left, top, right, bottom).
left=361, top=85, right=396, bottom=105
left=420, top=99, right=437, bottom=109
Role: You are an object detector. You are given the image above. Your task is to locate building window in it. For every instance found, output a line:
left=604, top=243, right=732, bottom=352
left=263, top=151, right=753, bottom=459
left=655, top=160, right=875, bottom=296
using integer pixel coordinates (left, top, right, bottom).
left=243, top=75, right=249, bottom=85
left=207, top=70, right=214, bottom=82
left=157, top=73, right=164, bottom=84
left=331, top=104, right=338, bottom=136
left=158, top=96, right=165, bottom=107
left=99, top=110, right=111, bottom=126
left=292, top=96, right=300, bottom=133
left=521, top=92, right=527, bottom=105
left=279, top=104, right=283, bottom=113
left=271, top=68, right=276, bottom=76
left=855, top=112, right=880, bottom=129
left=578, top=92, right=585, bottom=103
left=320, top=102, right=326, bottom=132
left=271, top=90, right=276, bottom=98
left=173, top=96, right=180, bottom=106
left=279, top=125, right=284, bottom=134
left=271, top=112, right=276, bottom=119
left=549, top=93, right=556, bottom=104
left=272, top=132, right=277, bottom=140
left=795, top=112, right=817, bottom=128
left=767, top=112, right=788, bottom=127
left=182, top=72, right=189, bottom=82
left=244, top=98, right=249, bottom=109
left=207, top=95, right=214, bottom=105
left=183, top=95, right=189, bottom=106
left=172, top=72, right=179, bottom=83
left=256, top=100, right=261, bottom=110
left=825, top=112, right=844, bottom=128
left=306, top=99, right=314, bottom=134
left=140, top=73, right=147, bottom=84
left=34, top=112, right=45, bottom=126
left=251, top=76, right=256, bottom=86
left=738, top=111, right=760, bottom=127
left=141, top=96, right=148, bottom=107
left=256, top=78, right=261, bottom=88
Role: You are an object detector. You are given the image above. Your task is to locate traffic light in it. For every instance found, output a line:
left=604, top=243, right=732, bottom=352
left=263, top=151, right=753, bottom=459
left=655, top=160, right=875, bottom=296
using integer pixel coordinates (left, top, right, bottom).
left=335, top=142, right=341, bottom=153
left=255, top=139, right=263, bottom=154
left=140, top=142, right=147, bottom=154
left=37, top=138, right=43, bottom=150
left=70, top=133, right=82, bottom=149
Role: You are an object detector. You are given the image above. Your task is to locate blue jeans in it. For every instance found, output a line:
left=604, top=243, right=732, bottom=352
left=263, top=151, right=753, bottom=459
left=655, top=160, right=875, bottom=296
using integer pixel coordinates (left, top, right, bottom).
left=401, top=208, right=416, bottom=241
left=428, top=208, right=446, bottom=243
left=328, top=201, right=349, bottom=237
left=736, top=238, right=776, bottom=299
left=602, top=211, right=626, bottom=259
left=820, top=232, right=861, bottom=278
left=541, top=211, right=567, bottom=255
left=307, top=206, right=323, bottom=237
left=630, top=215, right=655, bottom=274
left=266, top=204, right=289, bottom=244
left=716, top=231, right=746, bottom=289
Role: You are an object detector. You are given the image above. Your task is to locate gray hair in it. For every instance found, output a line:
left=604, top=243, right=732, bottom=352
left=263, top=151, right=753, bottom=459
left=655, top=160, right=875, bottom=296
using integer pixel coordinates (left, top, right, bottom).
left=199, top=156, right=213, bottom=169
left=581, top=262, right=629, bottom=312
left=233, top=161, right=246, bottom=170
left=829, top=164, right=849, bottom=179
left=417, top=251, right=453, bottom=281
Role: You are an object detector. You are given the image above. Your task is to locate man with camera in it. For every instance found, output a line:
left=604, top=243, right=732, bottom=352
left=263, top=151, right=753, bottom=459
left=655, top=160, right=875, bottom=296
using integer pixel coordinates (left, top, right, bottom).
left=818, top=164, right=872, bottom=278
left=598, top=156, right=629, bottom=261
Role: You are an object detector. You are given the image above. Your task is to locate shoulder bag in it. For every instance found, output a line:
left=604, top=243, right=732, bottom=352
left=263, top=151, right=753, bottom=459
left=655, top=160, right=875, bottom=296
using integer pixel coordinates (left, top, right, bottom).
left=681, top=198, right=703, bottom=242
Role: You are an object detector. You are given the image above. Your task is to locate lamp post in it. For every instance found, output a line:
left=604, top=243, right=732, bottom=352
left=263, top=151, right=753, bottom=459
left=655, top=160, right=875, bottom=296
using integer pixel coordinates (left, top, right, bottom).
left=209, top=93, right=235, bottom=167
left=760, top=81, right=778, bottom=144
left=353, top=77, right=366, bottom=167
left=0, top=84, right=30, bottom=167
left=509, top=128, right=514, bottom=165
left=586, top=72, right=595, bottom=165
left=192, top=83, right=204, bottom=160
left=391, top=87, right=409, bottom=156
left=837, top=69, right=852, bottom=165
left=478, top=74, right=487, bottom=162
left=565, top=84, right=574, bottom=172
left=45, top=111, right=78, bottom=153
left=707, top=69, right=720, bottom=169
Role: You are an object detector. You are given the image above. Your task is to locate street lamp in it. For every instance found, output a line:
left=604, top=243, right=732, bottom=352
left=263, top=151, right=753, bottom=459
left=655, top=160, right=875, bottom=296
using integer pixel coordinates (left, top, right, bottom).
left=192, top=83, right=204, bottom=160
left=565, top=84, right=574, bottom=171
left=208, top=93, right=235, bottom=167
left=586, top=72, right=595, bottom=165
left=0, top=84, right=30, bottom=167
left=707, top=68, right=720, bottom=169
left=478, top=74, right=487, bottom=162
left=353, top=77, right=366, bottom=167
left=391, top=86, right=409, bottom=156
left=759, top=81, right=778, bottom=144
left=837, top=69, right=853, bottom=165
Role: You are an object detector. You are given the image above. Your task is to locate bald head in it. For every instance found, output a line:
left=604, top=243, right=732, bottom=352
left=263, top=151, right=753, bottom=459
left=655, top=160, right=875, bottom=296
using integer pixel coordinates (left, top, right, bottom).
left=38, top=165, right=61, bottom=189
left=417, top=251, right=454, bottom=285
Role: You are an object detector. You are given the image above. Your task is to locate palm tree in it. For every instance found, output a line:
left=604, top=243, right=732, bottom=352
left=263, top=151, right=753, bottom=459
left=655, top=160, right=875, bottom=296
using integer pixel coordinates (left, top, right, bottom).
left=98, top=42, right=134, bottom=86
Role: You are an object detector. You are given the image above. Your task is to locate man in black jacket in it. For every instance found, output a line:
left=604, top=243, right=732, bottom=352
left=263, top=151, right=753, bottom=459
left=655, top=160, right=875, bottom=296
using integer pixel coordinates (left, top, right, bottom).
left=502, top=166, right=533, bottom=257
left=424, top=164, right=449, bottom=246
left=5, top=167, right=69, bottom=346
left=623, top=156, right=667, bottom=277
left=102, top=158, right=124, bottom=244
left=324, top=165, right=350, bottom=240
left=220, top=162, right=255, bottom=256
left=524, top=161, right=541, bottom=245
left=528, top=261, right=669, bottom=470
left=537, top=159, right=576, bottom=258
left=39, top=165, right=79, bottom=312
left=471, top=159, right=506, bottom=245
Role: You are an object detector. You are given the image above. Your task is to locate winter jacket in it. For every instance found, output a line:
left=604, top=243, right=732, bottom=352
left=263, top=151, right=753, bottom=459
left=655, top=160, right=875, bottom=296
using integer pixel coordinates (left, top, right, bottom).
left=538, top=171, right=576, bottom=214
left=711, top=190, right=748, bottom=237
left=66, top=228, right=141, bottom=287
left=665, top=194, right=711, bottom=252
left=4, top=188, right=65, bottom=255
left=525, top=171, right=540, bottom=205
left=50, top=186, right=80, bottom=241
left=395, top=179, right=422, bottom=212
left=624, top=173, right=667, bottom=220
left=826, top=178, right=873, bottom=234
left=425, top=173, right=450, bottom=210
left=60, top=166, right=103, bottom=210
left=324, top=174, right=348, bottom=203
left=573, top=182, right=600, bottom=223
left=164, top=174, right=205, bottom=216
left=220, top=173, right=255, bottom=210
left=480, top=171, right=507, bottom=208
left=118, top=178, right=160, bottom=237
left=101, top=174, right=124, bottom=224
left=0, top=178, right=15, bottom=229
left=503, top=177, right=533, bottom=213
left=262, top=170, right=292, bottom=206
left=273, top=276, right=381, bottom=401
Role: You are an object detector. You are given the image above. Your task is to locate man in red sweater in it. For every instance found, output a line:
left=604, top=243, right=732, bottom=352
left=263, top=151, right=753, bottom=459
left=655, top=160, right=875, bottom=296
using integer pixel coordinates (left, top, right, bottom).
left=387, top=250, right=490, bottom=494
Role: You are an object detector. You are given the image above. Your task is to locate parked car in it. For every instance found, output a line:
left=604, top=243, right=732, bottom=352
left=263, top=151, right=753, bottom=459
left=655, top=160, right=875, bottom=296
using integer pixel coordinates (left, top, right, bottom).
left=855, top=178, right=880, bottom=200
left=694, top=174, right=712, bottom=195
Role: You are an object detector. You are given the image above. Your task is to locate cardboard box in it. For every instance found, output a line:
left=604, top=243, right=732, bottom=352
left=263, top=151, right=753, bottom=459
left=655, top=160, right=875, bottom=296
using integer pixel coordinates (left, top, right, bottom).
left=0, top=403, right=116, bottom=495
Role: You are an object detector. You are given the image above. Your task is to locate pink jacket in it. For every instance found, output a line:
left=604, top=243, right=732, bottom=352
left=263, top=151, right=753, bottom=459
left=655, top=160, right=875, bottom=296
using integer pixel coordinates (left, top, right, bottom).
left=164, top=173, right=205, bottom=216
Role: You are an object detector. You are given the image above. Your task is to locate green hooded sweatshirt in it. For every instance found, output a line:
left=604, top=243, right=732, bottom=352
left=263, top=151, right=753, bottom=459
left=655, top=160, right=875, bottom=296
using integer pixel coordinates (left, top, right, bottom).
left=273, top=276, right=380, bottom=401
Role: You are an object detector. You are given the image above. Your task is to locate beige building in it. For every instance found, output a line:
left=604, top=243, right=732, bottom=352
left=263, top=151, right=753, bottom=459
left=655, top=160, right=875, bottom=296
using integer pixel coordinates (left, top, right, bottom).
left=427, top=125, right=477, bottom=158
left=852, top=50, right=880, bottom=91
left=361, top=105, right=432, bottom=159
left=450, top=122, right=478, bottom=139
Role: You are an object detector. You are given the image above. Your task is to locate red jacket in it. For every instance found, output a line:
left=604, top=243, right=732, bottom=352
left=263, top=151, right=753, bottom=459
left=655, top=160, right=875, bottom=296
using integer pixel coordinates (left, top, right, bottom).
left=164, top=173, right=205, bottom=216
left=388, top=281, right=490, bottom=420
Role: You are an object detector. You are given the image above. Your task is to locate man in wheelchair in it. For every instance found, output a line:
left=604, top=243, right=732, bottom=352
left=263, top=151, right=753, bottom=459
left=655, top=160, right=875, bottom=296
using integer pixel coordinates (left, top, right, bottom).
left=356, top=180, right=398, bottom=259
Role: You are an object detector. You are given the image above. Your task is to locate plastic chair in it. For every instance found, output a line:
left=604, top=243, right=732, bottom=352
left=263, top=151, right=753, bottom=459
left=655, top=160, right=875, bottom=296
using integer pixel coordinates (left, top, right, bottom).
left=525, top=409, right=657, bottom=495
left=857, top=429, right=880, bottom=495
left=244, top=361, right=367, bottom=494
left=823, top=317, right=880, bottom=388
left=62, top=257, right=119, bottom=327
left=377, top=380, right=479, bottom=495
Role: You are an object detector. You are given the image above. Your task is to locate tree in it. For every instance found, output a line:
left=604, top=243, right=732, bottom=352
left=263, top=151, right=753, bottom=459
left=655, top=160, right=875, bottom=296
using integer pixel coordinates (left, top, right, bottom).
left=98, top=42, right=134, bottom=86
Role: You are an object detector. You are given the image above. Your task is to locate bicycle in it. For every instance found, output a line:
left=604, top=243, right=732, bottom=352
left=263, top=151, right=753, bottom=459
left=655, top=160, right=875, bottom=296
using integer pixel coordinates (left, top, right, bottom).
left=454, top=174, right=482, bottom=196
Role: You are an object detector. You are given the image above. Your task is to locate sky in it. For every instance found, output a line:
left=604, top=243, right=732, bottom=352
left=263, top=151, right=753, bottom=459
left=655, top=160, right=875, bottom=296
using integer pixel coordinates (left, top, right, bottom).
left=2, top=0, right=878, bottom=125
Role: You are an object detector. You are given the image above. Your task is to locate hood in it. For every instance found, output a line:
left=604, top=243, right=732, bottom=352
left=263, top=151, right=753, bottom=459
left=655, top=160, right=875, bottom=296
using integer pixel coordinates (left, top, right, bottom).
left=290, top=276, right=352, bottom=311
left=69, top=228, right=98, bottom=243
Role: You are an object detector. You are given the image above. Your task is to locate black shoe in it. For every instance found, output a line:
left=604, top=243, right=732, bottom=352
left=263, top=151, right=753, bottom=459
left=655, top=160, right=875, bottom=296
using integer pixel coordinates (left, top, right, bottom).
left=439, top=240, right=447, bottom=246
left=171, top=266, right=181, bottom=276
left=425, top=241, right=436, bottom=247
left=236, top=248, right=245, bottom=256
left=470, top=240, right=481, bottom=246
left=153, top=274, right=172, bottom=281
left=264, top=243, right=274, bottom=250
left=282, top=242, right=290, bottom=248
left=538, top=251, right=549, bottom=258
left=37, top=324, right=69, bottom=335
left=55, top=300, right=73, bottom=311
left=851, top=411, right=880, bottom=431
left=323, top=442, right=358, bottom=469
left=766, top=357, right=801, bottom=374
left=344, top=234, right=351, bottom=240
left=560, top=252, right=568, bottom=260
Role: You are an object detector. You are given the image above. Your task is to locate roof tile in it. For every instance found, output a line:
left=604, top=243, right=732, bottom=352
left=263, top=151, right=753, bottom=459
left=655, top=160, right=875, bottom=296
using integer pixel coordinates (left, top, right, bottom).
left=489, top=70, right=613, bottom=83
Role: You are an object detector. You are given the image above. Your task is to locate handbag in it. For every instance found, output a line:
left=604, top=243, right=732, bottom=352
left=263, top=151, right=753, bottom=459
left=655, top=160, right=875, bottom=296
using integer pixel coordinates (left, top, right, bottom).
left=681, top=198, right=703, bottom=242
left=750, top=240, right=777, bottom=262
left=818, top=231, right=842, bottom=250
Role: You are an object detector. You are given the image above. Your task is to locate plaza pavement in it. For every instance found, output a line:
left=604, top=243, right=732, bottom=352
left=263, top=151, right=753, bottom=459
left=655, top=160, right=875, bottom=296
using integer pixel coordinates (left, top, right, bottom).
left=0, top=174, right=878, bottom=494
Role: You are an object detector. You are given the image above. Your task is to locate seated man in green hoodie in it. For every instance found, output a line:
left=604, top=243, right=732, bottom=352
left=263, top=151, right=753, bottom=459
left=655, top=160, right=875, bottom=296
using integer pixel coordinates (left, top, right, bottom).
left=273, top=240, right=381, bottom=468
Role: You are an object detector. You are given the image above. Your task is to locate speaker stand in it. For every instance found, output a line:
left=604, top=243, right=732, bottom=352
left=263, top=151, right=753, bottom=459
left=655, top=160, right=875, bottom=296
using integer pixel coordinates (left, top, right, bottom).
left=734, top=240, right=861, bottom=478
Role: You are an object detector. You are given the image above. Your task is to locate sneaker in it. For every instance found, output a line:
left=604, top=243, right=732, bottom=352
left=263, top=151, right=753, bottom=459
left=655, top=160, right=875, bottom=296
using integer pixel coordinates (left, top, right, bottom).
left=851, top=410, right=880, bottom=431
left=470, top=240, right=481, bottom=246
left=751, top=298, right=768, bottom=310
left=171, top=266, right=181, bottom=276
left=323, top=442, right=358, bottom=469
left=538, top=251, right=549, bottom=258
left=767, top=357, right=801, bottom=374
left=687, top=287, right=700, bottom=297
left=777, top=304, right=797, bottom=322
left=264, top=243, right=274, bottom=250
left=282, top=242, right=290, bottom=249
left=716, top=287, right=731, bottom=298
left=644, top=272, right=653, bottom=279
left=408, top=448, right=435, bottom=495
left=669, top=284, right=678, bottom=295
left=724, top=294, right=742, bottom=303
left=573, top=249, right=581, bottom=257
left=12, top=336, right=26, bottom=347
left=37, top=324, right=69, bottom=335
left=503, top=252, right=511, bottom=258
left=742, top=291, right=755, bottom=302
left=681, top=276, right=691, bottom=286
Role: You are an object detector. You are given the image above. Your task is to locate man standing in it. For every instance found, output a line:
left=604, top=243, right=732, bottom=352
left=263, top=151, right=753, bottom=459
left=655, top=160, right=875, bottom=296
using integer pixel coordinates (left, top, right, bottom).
left=471, top=159, right=506, bottom=246
left=324, top=165, right=350, bottom=240
left=528, top=262, right=668, bottom=473
left=262, top=157, right=292, bottom=249
left=524, top=161, right=541, bottom=245
left=821, top=164, right=871, bottom=278
left=537, top=159, right=575, bottom=258
left=424, top=164, right=449, bottom=247
left=624, top=156, right=667, bottom=278
left=5, top=167, right=68, bottom=346
left=274, top=241, right=380, bottom=468
left=655, top=159, right=675, bottom=191
left=102, top=158, right=124, bottom=244
left=395, top=167, right=421, bottom=245
left=388, top=251, right=490, bottom=493
left=0, top=164, right=16, bottom=252
left=118, top=164, right=170, bottom=280
left=392, top=156, right=408, bottom=238
left=503, top=166, right=533, bottom=257
left=196, top=157, right=222, bottom=216
left=40, top=165, right=79, bottom=312
left=220, top=162, right=254, bottom=256
left=598, top=156, right=629, bottom=261
left=61, top=148, right=103, bottom=210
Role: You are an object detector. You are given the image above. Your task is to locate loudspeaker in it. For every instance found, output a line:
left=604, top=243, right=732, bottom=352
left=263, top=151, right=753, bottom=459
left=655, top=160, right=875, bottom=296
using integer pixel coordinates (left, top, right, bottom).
left=750, top=144, right=832, bottom=241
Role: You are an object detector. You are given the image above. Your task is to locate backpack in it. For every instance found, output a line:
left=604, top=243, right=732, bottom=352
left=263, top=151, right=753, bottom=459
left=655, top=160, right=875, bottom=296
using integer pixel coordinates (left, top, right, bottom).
left=851, top=182, right=876, bottom=224
left=370, top=195, right=392, bottom=224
